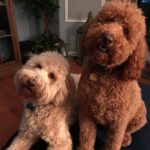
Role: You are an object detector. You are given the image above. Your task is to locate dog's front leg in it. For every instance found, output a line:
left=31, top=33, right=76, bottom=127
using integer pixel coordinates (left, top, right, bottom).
left=7, top=132, right=37, bottom=150
left=46, top=134, right=72, bottom=150
left=102, top=115, right=129, bottom=150
left=43, top=124, right=72, bottom=150
left=78, top=112, right=96, bottom=150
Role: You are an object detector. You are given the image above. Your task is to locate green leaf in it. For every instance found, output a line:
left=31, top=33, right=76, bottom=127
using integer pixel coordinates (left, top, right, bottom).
left=15, top=0, right=59, bottom=17
left=31, top=34, right=64, bottom=54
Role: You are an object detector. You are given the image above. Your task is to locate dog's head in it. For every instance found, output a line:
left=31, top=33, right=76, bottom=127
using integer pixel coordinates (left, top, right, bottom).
left=81, top=0, right=147, bottom=80
left=15, top=52, right=71, bottom=105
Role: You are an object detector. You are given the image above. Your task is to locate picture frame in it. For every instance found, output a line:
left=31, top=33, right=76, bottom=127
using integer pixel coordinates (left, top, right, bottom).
left=65, top=0, right=103, bottom=22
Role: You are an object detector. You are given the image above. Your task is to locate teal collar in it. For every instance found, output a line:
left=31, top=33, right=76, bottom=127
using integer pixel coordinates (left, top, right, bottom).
left=25, top=103, right=35, bottom=111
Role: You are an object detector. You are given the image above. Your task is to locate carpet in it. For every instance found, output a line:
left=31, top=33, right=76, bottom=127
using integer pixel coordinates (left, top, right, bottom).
left=121, top=83, right=150, bottom=150
left=3, top=83, right=150, bottom=150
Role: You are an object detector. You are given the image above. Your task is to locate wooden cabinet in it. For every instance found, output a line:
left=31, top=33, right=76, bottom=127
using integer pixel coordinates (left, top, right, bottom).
left=0, top=0, right=21, bottom=78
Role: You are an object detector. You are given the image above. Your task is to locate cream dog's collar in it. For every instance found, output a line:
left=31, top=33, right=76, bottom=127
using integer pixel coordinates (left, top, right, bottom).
left=25, top=101, right=55, bottom=111
left=89, top=65, right=108, bottom=81
left=25, top=103, right=35, bottom=111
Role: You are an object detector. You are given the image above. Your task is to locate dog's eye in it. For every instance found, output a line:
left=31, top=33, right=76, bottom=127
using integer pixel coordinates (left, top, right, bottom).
left=105, top=18, right=114, bottom=23
left=35, top=64, right=42, bottom=69
left=48, top=73, right=56, bottom=80
left=123, top=28, right=129, bottom=37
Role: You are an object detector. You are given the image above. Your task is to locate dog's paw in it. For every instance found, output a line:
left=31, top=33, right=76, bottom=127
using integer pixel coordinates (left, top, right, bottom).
left=6, top=146, right=16, bottom=150
left=122, top=133, right=132, bottom=147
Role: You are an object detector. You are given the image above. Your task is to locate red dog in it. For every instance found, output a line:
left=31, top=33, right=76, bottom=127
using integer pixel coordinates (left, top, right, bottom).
left=78, top=0, right=147, bottom=150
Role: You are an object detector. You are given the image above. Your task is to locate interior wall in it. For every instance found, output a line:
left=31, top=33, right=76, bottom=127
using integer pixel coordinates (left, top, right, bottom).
left=13, top=2, right=59, bottom=42
left=14, top=3, right=37, bottom=41
left=59, top=0, right=106, bottom=54
left=13, top=0, right=105, bottom=51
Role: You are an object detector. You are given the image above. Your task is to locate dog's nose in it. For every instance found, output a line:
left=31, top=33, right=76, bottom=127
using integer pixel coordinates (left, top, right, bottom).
left=102, top=34, right=113, bottom=46
left=97, top=34, right=114, bottom=51
left=26, top=79, right=35, bottom=90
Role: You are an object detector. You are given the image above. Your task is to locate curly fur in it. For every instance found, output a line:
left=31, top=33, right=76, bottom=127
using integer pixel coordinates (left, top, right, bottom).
left=7, top=52, right=80, bottom=150
left=78, top=0, right=147, bottom=150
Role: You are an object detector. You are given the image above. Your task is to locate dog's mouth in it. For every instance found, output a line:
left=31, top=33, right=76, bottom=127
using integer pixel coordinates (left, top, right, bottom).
left=24, top=85, right=32, bottom=92
left=96, top=33, right=114, bottom=52
left=22, top=86, right=32, bottom=95
left=19, top=84, right=35, bottom=98
left=96, top=43, right=108, bottom=52
left=22, top=79, right=36, bottom=92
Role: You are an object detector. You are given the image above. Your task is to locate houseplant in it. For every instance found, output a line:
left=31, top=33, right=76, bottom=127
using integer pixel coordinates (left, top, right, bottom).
left=15, top=0, right=59, bottom=36
left=15, top=0, right=64, bottom=54
left=32, top=34, right=64, bottom=54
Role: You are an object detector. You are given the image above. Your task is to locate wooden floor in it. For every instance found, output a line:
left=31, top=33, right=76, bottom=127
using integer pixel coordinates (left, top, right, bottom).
left=0, top=58, right=149, bottom=149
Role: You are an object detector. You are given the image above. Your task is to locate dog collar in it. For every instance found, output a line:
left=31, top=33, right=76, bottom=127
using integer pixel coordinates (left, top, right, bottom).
left=25, top=103, right=35, bottom=111
left=94, top=64, right=108, bottom=72
left=25, top=101, right=55, bottom=111
left=89, top=65, right=110, bottom=81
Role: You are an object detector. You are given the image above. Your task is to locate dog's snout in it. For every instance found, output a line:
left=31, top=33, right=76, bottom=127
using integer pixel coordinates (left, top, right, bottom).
left=27, top=79, right=35, bottom=88
left=97, top=33, right=113, bottom=52
left=102, top=34, right=113, bottom=46
left=24, top=79, right=35, bottom=91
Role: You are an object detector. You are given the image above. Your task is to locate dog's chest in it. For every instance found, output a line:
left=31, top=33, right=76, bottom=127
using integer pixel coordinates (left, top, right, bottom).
left=79, top=73, right=130, bottom=124
left=24, top=106, right=55, bottom=134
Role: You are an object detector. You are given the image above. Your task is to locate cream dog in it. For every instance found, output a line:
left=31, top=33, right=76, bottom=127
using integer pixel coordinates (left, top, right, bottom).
left=7, top=52, right=80, bottom=150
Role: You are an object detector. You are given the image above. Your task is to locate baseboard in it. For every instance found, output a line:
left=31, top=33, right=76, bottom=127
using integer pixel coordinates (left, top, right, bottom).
left=66, top=51, right=78, bottom=57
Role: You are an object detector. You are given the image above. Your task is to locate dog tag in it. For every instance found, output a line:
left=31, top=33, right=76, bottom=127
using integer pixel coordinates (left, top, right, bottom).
left=90, top=73, right=98, bottom=81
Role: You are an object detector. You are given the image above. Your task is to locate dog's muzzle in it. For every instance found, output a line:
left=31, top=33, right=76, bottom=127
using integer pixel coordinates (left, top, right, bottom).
left=23, top=78, right=36, bottom=91
left=97, top=33, right=113, bottom=52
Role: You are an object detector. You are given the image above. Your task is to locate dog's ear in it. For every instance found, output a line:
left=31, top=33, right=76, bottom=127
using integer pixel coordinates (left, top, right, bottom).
left=80, top=20, right=94, bottom=56
left=53, top=89, right=67, bottom=106
left=121, top=39, right=147, bottom=80
left=65, top=75, right=76, bottom=99
left=53, top=75, right=75, bottom=106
